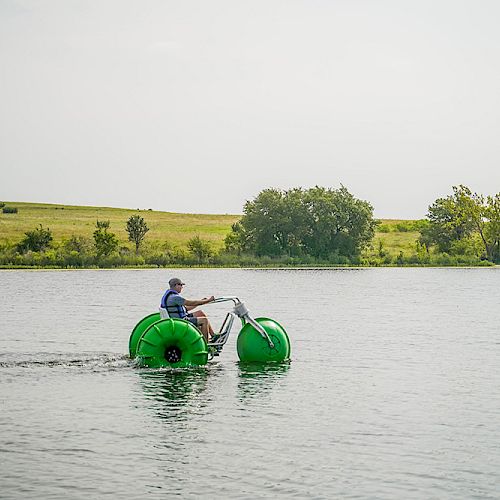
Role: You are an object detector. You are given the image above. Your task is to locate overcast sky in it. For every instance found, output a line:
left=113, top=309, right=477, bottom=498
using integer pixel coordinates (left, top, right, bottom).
left=1, top=0, right=499, bottom=218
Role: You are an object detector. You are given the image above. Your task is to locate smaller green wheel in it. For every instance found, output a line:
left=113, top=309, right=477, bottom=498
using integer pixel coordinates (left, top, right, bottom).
left=136, top=318, right=208, bottom=368
left=237, top=317, right=290, bottom=363
left=129, top=313, right=161, bottom=358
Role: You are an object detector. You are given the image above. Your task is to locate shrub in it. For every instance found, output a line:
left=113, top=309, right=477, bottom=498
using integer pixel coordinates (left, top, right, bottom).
left=2, top=206, right=18, bottom=214
left=93, top=220, right=118, bottom=257
left=395, top=222, right=411, bottom=232
left=64, top=235, right=92, bottom=254
left=145, top=253, right=171, bottom=267
left=96, top=253, right=123, bottom=268
left=327, top=252, right=351, bottom=265
left=396, top=251, right=405, bottom=266
left=382, top=254, right=394, bottom=265
left=17, top=224, right=53, bottom=253
left=187, top=235, right=213, bottom=264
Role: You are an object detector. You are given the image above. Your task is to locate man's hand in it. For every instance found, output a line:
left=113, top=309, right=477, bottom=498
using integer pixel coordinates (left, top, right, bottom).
left=203, top=295, right=215, bottom=304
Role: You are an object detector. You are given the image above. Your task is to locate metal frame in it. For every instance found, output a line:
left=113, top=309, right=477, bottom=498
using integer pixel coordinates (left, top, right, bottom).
left=206, top=297, right=275, bottom=359
left=160, top=296, right=274, bottom=359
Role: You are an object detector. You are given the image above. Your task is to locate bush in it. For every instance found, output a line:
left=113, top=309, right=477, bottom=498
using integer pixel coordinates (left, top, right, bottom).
left=382, top=254, right=394, bottom=265
left=17, top=224, right=52, bottom=253
left=64, top=235, right=92, bottom=254
left=170, top=247, right=190, bottom=265
left=327, top=252, right=351, bottom=265
left=396, top=251, right=405, bottom=266
left=145, top=253, right=171, bottom=267
left=187, top=235, right=213, bottom=264
left=395, top=222, right=411, bottom=232
left=2, top=206, right=18, bottom=214
left=412, top=219, right=430, bottom=233
left=93, top=220, right=118, bottom=257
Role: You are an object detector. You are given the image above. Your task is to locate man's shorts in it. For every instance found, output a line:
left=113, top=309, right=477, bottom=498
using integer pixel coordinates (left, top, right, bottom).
left=186, top=313, right=199, bottom=326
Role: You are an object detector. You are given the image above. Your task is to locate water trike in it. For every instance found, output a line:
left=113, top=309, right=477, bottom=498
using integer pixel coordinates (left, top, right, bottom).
left=129, top=297, right=290, bottom=368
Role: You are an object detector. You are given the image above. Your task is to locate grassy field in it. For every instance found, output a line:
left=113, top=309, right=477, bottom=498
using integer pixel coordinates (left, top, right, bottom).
left=0, top=201, right=240, bottom=250
left=0, top=201, right=421, bottom=257
left=372, top=219, right=421, bottom=256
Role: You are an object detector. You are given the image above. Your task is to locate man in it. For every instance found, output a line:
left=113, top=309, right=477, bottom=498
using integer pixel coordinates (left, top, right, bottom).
left=160, top=278, right=215, bottom=341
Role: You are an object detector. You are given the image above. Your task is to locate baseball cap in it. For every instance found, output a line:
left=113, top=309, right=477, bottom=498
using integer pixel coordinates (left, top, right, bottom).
left=169, top=277, right=185, bottom=288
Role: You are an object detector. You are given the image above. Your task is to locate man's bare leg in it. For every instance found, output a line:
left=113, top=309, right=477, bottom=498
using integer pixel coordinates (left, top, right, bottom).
left=193, top=310, right=214, bottom=336
left=196, top=317, right=209, bottom=342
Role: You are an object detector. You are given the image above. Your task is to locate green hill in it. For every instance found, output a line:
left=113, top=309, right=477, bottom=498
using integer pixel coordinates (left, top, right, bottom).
left=0, top=201, right=240, bottom=250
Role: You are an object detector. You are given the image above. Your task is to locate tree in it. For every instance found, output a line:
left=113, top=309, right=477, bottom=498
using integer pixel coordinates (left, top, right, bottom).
left=226, top=185, right=377, bottom=259
left=420, top=185, right=476, bottom=253
left=17, top=224, right=53, bottom=253
left=93, top=220, right=118, bottom=257
left=126, top=214, right=149, bottom=254
left=240, top=188, right=288, bottom=256
left=484, top=193, right=500, bottom=262
left=421, top=185, right=500, bottom=262
left=224, top=222, right=248, bottom=255
left=303, top=185, right=376, bottom=258
left=187, top=235, right=212, bottom=263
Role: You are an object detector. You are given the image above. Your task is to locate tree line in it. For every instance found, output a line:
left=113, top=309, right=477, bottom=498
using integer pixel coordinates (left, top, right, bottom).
left=1, top=184, right=499, bottom=268
left=223, top=184, right=499, bottom=265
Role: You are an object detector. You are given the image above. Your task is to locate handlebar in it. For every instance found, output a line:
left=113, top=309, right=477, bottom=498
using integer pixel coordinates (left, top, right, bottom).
left=209, top=296, right=240, bottom=304
left=205, top=296, right=275, bottom=349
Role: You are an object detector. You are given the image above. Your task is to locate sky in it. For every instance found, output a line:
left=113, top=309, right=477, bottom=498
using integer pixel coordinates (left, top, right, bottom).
left=1, top=0, right=499, bottom=219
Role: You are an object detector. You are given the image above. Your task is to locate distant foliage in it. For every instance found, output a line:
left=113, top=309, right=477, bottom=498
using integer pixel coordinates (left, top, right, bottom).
left=226, top=186, right=377, bottom=259
left=0, top=202, right=5, bottom=208
left=2, top=206, right=18, bottom=214
left=377, top=223, right=392, bottom=233
left=93, top=220, right=119, bottom=257
left=377, top=220, right=428, bottom=233
left=1, top=196, right=497, bottom=269
left=64, top=235, right=91, bottom=253
left=126, top=214, right=149, bottom=254
left=187, top=235, right=213, bottom=264
left=17, top=224, right=53, bottom=253
left=421, top=185, right=500, bottom=262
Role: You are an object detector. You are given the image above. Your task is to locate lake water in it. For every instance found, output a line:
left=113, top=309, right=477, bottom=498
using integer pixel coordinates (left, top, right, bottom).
left=1, top=268, right=499, bottom=499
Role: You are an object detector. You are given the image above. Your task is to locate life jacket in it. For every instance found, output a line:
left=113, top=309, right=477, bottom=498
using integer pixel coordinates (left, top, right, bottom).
left=160, top=289, right=188, bottom=319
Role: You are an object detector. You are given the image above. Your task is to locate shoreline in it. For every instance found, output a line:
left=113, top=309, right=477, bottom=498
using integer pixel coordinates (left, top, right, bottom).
left=1, top=264, right=497, bottom=271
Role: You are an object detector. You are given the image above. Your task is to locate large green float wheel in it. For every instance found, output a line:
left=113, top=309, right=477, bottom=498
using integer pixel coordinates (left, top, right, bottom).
left=129, top=312, right=161, bottom=358
left=237, top=317, right=290, bottom=363
left=136, top=318, right=208, bottom=368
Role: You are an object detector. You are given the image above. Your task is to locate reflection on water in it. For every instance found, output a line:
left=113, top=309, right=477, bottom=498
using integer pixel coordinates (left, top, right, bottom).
left=137, top=368, right=212, bottom=420
left=136, top=362, right=291, bottom=419
left=238, top=361, right=291, bottom=377
left=237, top=361, right=290, bottom=402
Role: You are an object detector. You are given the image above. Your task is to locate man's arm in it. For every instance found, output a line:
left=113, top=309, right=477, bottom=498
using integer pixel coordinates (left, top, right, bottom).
left=184, top=296, right=215, bottom=309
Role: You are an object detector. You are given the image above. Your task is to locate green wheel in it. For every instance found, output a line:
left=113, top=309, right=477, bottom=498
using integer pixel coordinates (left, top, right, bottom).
left=129, top=313, right=161, bottom=358
left=136, top=318, right=208, bottom=368
left=237, top=317, right=290, bottom=363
